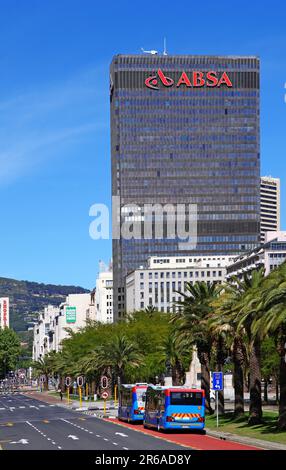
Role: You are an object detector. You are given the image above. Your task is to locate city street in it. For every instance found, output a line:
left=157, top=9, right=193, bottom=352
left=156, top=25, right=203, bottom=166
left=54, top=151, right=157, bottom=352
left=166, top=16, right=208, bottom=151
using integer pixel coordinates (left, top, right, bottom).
left=0, top=392, right=259, bottom=451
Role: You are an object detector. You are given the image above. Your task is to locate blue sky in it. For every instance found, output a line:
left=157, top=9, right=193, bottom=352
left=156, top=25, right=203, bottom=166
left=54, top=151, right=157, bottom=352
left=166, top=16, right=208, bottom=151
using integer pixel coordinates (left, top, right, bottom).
left=0, top=0, right=285, bottom=289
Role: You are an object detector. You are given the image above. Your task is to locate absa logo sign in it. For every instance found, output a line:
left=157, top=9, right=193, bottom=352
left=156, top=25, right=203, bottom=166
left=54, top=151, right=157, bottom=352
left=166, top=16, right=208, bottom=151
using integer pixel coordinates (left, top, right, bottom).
left=145, top=69, right=233, bottom=89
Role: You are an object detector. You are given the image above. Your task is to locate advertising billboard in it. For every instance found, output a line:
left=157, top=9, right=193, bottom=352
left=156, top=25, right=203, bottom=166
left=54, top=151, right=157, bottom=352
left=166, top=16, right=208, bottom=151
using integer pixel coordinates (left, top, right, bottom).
left=0, top=297, right=9, bottom=328
left=66, top=306, right=76, bottom=324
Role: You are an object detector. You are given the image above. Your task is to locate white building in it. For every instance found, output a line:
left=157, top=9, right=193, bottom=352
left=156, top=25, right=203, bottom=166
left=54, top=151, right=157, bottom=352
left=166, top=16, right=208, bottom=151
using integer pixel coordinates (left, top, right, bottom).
left=260, top=176, right=281, bottom=243
left=0, top=297, right=9, bottom=328
left=33, top=292, right=96, bottom=361
left=226, top=231, right=286, bottom=279
left=96, top=271, right=113, bottom=323
left=126, top=255, right=236, bottom=314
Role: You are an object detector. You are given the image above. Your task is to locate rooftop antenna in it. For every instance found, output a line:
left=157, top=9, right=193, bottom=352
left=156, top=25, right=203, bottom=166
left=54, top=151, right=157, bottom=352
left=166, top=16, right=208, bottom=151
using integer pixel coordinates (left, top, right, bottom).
left=163, top=37, right=167, bottom=56
left=141, top=47, right=158, bottom=55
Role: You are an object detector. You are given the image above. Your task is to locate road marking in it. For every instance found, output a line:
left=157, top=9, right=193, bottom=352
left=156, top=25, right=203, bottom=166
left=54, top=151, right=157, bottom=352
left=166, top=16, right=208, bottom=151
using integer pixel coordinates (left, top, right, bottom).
left=115, top=432, right=128, bottom=437
left=39, top=405, right=46, bottom=408
left=68, top=435, right=79, bottom=440
left=26, top=421, right=62, bottom=449
left=43, top=420, right=50, bottom=424
left=0, top=408, right=5, bottom=410
left=10, top=439, right=29, bottom=445
left=19, top=406, right=26, bottom=409
left=123, top=447, right=129, bottom=450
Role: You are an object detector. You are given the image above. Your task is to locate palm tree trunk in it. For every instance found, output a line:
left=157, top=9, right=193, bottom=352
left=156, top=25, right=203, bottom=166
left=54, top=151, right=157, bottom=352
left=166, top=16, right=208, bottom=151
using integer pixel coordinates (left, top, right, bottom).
left=233, top=336, right=244, bottom=417
left=263, top=380, right=268, bottom=403
left=248, top=337, right=262, bottom=425
left=278, top=337, right=286, bottom=431
left=198, top=349, right=213, bottom=414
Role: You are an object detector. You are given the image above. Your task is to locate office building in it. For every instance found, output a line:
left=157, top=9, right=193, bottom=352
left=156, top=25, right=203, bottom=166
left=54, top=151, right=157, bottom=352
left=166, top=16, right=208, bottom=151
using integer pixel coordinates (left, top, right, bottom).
left=126, top=255, right=236, bottom=314
left=260, top=176, right=280, bottom=242
left=33, top=293, right=96, bottom=361
left=96, top=270, right=113, bottom=323
left=110, top=54, right=260, bottom=318
left=226, top=231, right=286, bottom=279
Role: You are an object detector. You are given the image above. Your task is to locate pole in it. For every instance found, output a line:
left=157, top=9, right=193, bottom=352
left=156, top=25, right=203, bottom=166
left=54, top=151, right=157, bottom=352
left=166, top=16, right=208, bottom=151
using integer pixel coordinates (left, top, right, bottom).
left=86, top=382, right=88, bottom=398
left=67, top=386, right=70, bottom=405
left=79, top=386, right=82, bottom=408
left=216, top=390, right=219, bottom=428
left=104, top=398, right=106, bottom=416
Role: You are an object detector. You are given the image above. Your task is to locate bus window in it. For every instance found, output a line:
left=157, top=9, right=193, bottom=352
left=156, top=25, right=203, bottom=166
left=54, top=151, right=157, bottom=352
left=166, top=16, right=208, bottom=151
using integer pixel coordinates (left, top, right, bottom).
left=170, top=391, right=203, bottom=406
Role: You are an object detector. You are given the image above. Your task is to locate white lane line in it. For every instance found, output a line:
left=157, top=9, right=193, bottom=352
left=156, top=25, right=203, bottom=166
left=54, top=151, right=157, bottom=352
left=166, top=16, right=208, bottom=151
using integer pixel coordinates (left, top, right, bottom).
left=123, top=447, right=129, bottom=450
left=19, top=406, right=26, bottom=409
left=112, top=442, right=119, bottom=446
left=0, top=407, right=5, bottom=410
left=26, top=421, right=62, bottom=449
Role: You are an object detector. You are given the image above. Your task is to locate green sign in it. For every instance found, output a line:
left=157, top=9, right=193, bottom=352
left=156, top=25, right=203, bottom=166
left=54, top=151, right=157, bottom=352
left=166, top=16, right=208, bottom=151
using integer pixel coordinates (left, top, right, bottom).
left=66, top=306, right=76, bottom=323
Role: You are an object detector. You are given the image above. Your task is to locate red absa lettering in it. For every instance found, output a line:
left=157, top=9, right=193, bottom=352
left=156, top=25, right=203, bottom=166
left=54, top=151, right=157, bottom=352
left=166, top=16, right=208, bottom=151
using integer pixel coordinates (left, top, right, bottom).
left=218, top=72, right=233, bottom=87
left=193, top=71, right=205, bottom=87
left=206, top=71, right=218, bottom=87
left=176, top=72, right=192, bottom=87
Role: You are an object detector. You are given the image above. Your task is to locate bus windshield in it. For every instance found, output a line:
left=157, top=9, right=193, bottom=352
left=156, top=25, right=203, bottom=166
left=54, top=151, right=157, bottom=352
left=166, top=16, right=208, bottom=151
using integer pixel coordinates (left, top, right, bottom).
left=170, top=391, right=203, bottom=406
left=136, top=388, right=146, bottom=403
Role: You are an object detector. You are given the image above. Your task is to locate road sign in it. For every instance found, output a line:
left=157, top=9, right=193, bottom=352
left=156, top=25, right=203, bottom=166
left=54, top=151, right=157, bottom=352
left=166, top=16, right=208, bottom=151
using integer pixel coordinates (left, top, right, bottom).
left=212, top=372, right=223, bottom=391
left=65, top=376, right=72, bottom=387
left=101, top=375, right=109, bottom=389
left=101, top=391, right=109, bottom=400
left=40, top=375, right=46, bottom=383
left=77, top=376, right=84, bottom=387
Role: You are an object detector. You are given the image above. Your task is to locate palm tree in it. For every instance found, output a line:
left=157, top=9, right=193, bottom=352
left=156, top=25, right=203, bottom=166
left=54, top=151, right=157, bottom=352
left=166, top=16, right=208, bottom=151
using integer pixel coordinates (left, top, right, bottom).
left=158, top=334, right=191, bottom=385
left=172, top=281, right=222, bottom=414
left=211, top=283, right=248, bottom=417
left=253, top=262, right=286, bottom=430
left=32, top=354, right=56, bottom=391
left=89, top=334, right=143, bottom=386
left=236, top=268, right=267, bottom=425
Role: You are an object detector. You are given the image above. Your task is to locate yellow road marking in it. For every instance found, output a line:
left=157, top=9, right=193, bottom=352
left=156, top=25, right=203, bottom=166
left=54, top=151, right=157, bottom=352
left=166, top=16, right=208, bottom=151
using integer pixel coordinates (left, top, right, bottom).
left=43, top=420, right=50, bottom=423
left=78, top=417, right=86, bottom=421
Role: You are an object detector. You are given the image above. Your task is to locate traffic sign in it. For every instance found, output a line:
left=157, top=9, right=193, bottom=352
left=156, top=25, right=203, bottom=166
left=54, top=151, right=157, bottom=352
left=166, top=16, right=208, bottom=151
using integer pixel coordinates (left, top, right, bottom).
left=212, top=372, right=223, bottom=391
left=101, top=391, right=109, bottom=400
left=40, top=375, right=46, bottom=383
left=65, top=376, right=72, bottom=387
left=77, top=376, right=84, bottom=387
left=101, top=375, right=109, bottom=389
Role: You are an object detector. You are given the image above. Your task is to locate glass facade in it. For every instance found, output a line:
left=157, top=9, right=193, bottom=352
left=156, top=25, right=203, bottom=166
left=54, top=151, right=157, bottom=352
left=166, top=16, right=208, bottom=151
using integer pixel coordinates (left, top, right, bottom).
left=110, top=55, right=260, bottom=318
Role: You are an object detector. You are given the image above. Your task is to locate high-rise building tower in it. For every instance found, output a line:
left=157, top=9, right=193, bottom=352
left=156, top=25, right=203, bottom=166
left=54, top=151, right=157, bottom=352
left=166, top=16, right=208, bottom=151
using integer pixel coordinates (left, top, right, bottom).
left=260, top=176, right=281, bottom=242
left=110, top=54, right=260, bottom=319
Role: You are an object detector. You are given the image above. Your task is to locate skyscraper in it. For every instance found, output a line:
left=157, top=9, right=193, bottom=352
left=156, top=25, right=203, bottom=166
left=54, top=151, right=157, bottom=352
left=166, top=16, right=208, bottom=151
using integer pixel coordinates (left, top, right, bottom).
left=110, top=55, right=260, bottom=319
left=260, top=176, right=281, bottom=242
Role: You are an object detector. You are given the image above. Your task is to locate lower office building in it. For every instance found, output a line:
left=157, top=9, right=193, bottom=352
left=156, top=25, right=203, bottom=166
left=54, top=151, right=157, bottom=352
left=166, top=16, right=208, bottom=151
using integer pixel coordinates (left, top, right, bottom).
left=126, top=255, right=236, bottom=313
left=33, top=293, right=96, bottom=361
left=226, top=231, right=286, bottom=279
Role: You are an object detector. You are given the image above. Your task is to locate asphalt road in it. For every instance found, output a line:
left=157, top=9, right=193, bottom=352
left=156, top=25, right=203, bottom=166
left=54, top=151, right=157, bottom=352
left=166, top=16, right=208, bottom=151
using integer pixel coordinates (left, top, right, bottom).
left=0, top=393, right=185, bottom=450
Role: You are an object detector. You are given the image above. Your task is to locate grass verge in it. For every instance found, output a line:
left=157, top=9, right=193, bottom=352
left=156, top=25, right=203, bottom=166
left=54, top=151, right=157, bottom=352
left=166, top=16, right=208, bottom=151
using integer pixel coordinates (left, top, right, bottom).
left=206, top=411, right=286, bottom=445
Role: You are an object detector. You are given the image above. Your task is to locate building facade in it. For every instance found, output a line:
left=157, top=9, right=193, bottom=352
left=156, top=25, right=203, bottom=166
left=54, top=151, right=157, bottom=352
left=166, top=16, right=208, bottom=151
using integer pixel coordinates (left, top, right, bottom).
left=260, top=176, right=280, bottom=242
left=110, top=54, right=261, bottom=318
left=0, top=297, right=9, bottom=328
left=33, top=293, right=96, bottom=361
left=96, top=270, right=113, bottom=323
left=126, top=255, right=236, bottom=314
left=226, top=231, right=286, bottom=279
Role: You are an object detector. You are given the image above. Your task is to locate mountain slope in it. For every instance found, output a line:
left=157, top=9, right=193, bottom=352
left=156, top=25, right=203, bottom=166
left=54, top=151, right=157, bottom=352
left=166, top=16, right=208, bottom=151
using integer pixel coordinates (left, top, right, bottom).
left=0, top=277, right=89, bottom=332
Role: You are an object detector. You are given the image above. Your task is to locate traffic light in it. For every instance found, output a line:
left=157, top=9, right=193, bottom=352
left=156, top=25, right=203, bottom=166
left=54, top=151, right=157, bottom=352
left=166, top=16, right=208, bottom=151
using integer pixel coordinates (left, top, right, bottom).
left=101, top=376, right=108, bottom=389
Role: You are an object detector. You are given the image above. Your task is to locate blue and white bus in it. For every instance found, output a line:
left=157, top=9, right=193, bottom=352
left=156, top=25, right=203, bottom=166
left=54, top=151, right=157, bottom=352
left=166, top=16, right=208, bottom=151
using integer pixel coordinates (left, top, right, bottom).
left=144, top=385, right=205, bottom=432
left=118, top=383, right=148, bottom=423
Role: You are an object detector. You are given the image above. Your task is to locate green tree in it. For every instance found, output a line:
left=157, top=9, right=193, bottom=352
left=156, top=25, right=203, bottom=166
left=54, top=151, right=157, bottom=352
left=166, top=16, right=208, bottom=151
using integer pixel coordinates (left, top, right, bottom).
left=0, top=327, right=21, bottom=378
